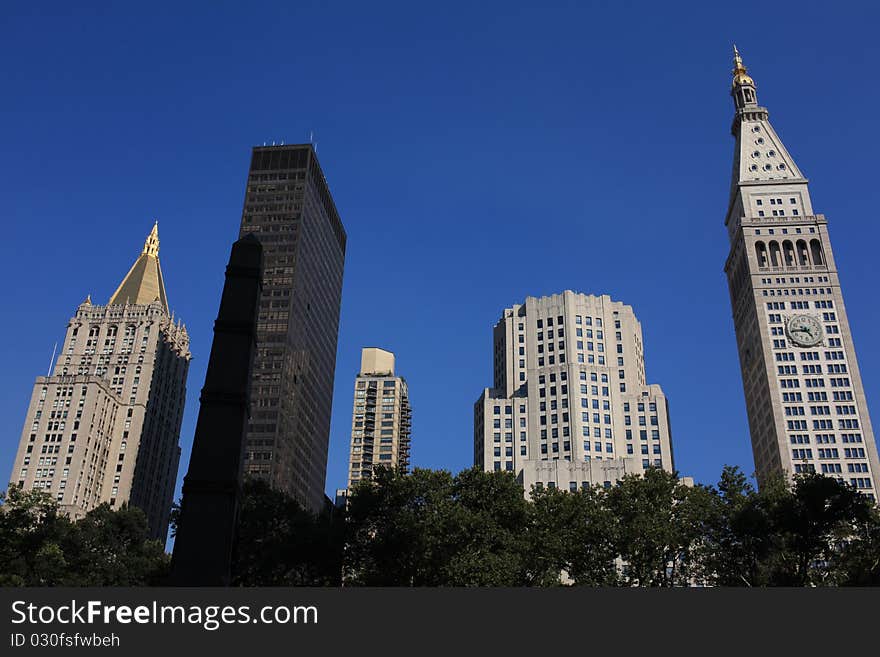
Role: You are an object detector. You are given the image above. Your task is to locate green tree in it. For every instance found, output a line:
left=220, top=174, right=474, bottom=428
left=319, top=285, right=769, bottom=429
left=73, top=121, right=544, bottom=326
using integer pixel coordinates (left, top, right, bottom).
left=606, top=469, right=714, bottom=586
left=344, top=467, right=530, bottom=586
left=698, top=468, right=880, bottom=587
left=441, top=467, right=530, bottom=586
left=697, top=466, right=776, bottom=586
left=344, top=467, right=452, bottom=585
left=61, top=504, right=169, bottom=585
left=834, top=503, right=880, bottom=585
left=525, top=485, right=618, bottom=586
left=0, top=486, right=72, bottom=586
left=9, top=463, right=880, bottom=588
left=767, top=473, right=875, bottom=586
left=0, top=485, right=169, bottom=585
left=231, top=478, right=344, bottom=586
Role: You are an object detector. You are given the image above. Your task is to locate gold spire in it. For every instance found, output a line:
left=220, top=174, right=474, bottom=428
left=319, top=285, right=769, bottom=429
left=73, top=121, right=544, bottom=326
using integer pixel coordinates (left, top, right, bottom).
left=732, top=44, right=754, bottom=88
left=108, top=223, right=169, bottom=312
left=143, top=220, right=160, bottom=257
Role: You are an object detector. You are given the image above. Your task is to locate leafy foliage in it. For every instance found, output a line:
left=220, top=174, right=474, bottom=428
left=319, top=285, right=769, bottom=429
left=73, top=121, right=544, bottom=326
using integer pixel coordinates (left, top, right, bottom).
left=343, top=465, right=880, bottom=587
left=4, top=464, right=880, bottom=587
left=525, top=484, right=618, bottom=585
left=0, top=485, right=168, bottom=586
left=231, top=478, right=344, bottom=586
left=344, top=467, right=529, bottom=585
left=694, top=469, right=880, bottom=586
left=606, top=468, right=715, bottom=586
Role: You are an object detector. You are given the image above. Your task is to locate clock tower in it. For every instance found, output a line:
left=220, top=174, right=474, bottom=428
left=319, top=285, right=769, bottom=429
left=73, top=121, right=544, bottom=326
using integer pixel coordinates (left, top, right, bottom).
left=723, top=47, right=880, bottom=497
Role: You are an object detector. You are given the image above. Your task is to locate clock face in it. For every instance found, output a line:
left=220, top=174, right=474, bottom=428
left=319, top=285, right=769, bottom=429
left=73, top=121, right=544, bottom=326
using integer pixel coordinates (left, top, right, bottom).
left=786, top=314, right=823, bottom=347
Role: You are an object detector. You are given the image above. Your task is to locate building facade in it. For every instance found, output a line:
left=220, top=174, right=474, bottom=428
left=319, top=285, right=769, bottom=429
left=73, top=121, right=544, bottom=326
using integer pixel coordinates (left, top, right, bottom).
left=238, top=144, right=347, bottom=512
left=723, top=48, right=879, bottom=498
left=8, top=224, right=190, bottom=539
left=346, top=348, right=412, bottom=491
left=474, top=291, right=675, bottom=492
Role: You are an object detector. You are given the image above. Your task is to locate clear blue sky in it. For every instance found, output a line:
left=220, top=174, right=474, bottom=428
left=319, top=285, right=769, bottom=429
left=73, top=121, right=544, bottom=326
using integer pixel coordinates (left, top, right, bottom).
left=2, top=1, right=880, bottom=507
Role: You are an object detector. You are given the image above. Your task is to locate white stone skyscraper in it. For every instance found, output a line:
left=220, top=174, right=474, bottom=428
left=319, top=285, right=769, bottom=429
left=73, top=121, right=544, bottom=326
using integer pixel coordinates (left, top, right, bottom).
left=7, top=224, right=191, bottom=539
left=723, top=47, right=879, bottom=498
left=474, top=291, right=675, bottom=492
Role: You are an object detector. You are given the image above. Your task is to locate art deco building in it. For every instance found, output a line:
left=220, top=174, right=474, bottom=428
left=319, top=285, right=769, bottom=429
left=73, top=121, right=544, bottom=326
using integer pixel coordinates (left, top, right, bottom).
left=723, top=48, right=879, bottom=498
left=8, top=224, right=190, bottom=539
left=345, top=348, right=412, bottom=491
left=474, top=291, right=675, bottom=492
left=238, top=144, right=346, bottom=512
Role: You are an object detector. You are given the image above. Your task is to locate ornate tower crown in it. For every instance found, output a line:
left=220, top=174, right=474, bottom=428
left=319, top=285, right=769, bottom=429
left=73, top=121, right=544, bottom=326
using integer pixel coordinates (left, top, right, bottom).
left=108, top=221, right=169, bottom=312
left=731, top=45, right=754, bottom=89
left=143, top=220, right=160, bottom=257
left=731, top=45, right=760, bottom=111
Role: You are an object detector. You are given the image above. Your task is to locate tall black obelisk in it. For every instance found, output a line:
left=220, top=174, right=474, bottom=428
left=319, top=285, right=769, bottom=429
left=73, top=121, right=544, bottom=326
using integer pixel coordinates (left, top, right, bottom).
left=170, top=235, right=262, bottom=585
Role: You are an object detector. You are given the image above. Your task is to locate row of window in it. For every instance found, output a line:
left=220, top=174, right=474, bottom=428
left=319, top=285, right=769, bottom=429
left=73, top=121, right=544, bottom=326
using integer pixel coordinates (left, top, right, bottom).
left=787, top=419, right=860, bottom=430
left=790, top=433, right=864, bottom=445
left=535, top=315, right=605, bottom=329
left=754, top=227, right=816, bottom=236
left=792, top=447, right=867, bottom=459
left=762, top=288, right=832, bottom=297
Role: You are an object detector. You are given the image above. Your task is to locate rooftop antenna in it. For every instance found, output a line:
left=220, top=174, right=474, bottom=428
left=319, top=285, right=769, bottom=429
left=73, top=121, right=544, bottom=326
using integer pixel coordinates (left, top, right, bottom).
left=47, top=341, right=58, bottom=376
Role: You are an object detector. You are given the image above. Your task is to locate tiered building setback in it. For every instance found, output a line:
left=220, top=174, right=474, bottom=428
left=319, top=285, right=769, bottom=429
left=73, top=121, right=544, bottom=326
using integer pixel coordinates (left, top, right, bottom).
left=8, top=224, right=190, bottom=539
left=723, top=48, right=879, bottom=498
left=474, top=291, right=675, bottom=492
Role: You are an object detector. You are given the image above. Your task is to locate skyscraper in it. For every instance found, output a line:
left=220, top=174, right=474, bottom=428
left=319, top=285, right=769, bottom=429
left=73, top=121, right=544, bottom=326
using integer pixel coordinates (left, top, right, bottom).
left=346, top=348, right=412, bottom=491
left=238, top=144, right=346, bottom=511
left=8, top=224, right=190, bottom=539
left=474, top=291, right=675, bottom=492
left=723, top=48, right=879, bottom=497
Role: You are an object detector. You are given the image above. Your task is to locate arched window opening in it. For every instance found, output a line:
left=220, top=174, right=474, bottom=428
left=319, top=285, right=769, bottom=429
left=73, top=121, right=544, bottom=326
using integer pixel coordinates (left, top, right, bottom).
left=783, top=240, right=795, bottom=267
left=755, top=241, right=768, bottom=268
left=810, top=239, right=824, bottom=266
left=769, top=241, right=781, bottom=267
left=796, top=240, right=809, bottom=266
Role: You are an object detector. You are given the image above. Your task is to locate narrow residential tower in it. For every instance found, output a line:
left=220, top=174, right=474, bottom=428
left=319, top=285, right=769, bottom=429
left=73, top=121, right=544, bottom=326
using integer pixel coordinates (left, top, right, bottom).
left=346, top=348, right=412, bottom=491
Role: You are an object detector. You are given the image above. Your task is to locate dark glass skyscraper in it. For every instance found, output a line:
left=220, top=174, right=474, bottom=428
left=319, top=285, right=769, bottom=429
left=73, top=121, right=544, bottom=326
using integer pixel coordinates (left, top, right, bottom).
left=238, top=144, right=346, bottom=511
